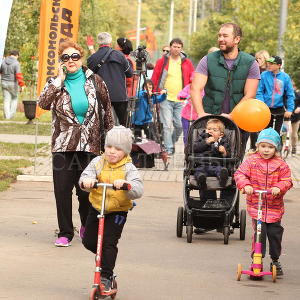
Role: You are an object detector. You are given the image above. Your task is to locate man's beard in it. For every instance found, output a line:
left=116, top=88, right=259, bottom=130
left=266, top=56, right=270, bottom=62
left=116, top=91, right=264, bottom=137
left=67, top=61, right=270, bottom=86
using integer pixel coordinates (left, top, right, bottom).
left=220, top=45, right=235, bottom=54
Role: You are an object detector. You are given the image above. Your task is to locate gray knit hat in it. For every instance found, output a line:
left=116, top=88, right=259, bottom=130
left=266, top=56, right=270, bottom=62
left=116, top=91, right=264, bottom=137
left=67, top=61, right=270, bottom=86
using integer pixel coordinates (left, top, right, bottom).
left=105, top=126, right=133, bottom=154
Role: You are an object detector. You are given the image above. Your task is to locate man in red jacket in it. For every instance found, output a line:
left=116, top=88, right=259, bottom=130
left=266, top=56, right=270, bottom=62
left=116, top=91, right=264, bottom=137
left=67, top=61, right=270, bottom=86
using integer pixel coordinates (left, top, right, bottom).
left=152, top=38, right=194, bottom=155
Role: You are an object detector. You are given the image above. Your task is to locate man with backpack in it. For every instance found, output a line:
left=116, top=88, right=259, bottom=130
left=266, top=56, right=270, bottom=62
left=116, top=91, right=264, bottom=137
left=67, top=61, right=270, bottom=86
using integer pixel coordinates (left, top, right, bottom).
left=87, top=32, right=133, bottom=126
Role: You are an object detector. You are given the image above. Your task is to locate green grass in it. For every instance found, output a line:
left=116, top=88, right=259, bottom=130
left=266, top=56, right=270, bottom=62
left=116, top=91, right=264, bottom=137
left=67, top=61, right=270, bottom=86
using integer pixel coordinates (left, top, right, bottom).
left=0, top=159, right=32, bottom=191
left=0, top=123, right=51, bottom=136
left=0, top=142, right=49, bottom=156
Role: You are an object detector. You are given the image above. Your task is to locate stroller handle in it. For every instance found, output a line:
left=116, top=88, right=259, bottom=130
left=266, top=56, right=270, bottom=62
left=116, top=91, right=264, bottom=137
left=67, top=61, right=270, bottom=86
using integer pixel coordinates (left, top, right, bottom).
left=93, top=182, right=131, bottom=191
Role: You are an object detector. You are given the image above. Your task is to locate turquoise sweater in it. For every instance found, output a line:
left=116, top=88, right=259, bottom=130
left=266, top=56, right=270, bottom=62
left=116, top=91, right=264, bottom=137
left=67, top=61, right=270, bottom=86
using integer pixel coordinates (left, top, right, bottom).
left=64, top=68, right=88, bottom=124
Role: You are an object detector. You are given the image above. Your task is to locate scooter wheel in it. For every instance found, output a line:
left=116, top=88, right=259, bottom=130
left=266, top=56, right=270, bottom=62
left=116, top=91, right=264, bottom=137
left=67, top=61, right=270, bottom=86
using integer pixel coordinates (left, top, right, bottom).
left=110, top=278, right=118, bottom=299
left=90, top=287, right=101, bottom=300
left=272, top=264, right=277, bottom=282
left=237, top=264, right=242, bottom=281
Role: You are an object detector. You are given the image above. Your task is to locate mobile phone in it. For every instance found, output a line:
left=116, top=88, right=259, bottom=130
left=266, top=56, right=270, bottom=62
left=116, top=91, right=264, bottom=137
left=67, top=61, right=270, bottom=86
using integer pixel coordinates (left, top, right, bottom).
left=62, top=65, right=67, bottom=74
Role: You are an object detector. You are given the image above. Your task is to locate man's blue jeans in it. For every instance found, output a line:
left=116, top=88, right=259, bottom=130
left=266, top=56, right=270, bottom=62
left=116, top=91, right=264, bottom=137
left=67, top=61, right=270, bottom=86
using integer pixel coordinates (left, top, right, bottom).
left=2, top=81, right=19, bottom=119
left=159, top=99, right=183, bottom=153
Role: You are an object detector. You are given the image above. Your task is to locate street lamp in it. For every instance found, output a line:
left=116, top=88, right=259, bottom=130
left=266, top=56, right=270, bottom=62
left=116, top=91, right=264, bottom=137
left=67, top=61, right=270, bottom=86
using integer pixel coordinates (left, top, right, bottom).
left=278, top=0, right=288, bottom=61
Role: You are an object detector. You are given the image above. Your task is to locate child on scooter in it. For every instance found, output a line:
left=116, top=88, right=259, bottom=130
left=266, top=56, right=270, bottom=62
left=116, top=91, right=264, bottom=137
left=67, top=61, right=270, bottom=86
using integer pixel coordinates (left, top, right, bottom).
left=234, top=128, right=293, bottom=276
left=79, top=126, right=143, bottom=292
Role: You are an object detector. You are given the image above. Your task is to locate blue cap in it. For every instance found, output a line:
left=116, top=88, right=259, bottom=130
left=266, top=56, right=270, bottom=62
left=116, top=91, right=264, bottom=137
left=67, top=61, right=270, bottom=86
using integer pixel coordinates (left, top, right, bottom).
left=256, top=128, right=281, bottom=149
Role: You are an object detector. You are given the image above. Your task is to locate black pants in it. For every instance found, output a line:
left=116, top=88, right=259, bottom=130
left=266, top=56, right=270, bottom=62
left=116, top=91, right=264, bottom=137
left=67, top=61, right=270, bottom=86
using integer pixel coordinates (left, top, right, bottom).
left=111, top=101, right=128, bottom=126
left=249, top=132, right=258, bottom=149
left=252, top=219, right=284, bottom=260
left=52, top=151, right=96, bottom=241
left=134, top=124, right=151, bottom=139
left=268, top=114, right=284, bottom=135
left=134, top=123, right=158, bottom=140
left=83, top=206, right=127, bottom=278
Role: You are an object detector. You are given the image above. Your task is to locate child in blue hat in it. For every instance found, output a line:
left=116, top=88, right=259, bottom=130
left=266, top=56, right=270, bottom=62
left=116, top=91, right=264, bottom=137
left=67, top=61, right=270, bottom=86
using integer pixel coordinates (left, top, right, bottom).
left=234, top=128, right=293, bottom=276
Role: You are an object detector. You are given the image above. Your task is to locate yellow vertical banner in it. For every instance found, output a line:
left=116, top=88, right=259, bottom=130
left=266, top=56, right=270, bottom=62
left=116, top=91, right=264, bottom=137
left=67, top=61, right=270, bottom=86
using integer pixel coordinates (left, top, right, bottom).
left=36, top=0, right=82, bottom=118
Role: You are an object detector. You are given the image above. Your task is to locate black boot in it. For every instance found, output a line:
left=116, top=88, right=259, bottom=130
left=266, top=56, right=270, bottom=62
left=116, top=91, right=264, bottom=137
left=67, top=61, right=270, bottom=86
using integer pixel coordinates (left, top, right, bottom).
left=219, top=168, right=229, bottom=187
left=270, top=260, right=283, bottom=276
left=196, top=173, right=207, bottom=190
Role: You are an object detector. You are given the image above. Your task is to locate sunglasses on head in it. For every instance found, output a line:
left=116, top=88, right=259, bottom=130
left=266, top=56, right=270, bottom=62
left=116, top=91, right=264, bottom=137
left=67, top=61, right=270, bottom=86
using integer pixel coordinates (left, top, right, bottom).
left=163, top=49, right=169, bottom=53
left=60, top=53, right=81, bottom=62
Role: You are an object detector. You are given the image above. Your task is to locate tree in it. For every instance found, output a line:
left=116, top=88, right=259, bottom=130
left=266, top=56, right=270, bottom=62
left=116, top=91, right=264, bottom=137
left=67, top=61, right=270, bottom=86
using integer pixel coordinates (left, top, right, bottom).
left=284, top=0, right=300, bottom=87
left=5, top=0, right=40, bottom=87
left=78, top=0, right=136, bottom=52
left=189, top=0, right=300, bottom=86
left=4, top=0, right=300, bottom=87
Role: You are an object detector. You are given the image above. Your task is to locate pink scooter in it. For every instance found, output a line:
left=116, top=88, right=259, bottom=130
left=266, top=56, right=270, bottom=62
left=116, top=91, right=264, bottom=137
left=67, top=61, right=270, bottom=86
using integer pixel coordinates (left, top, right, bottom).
left=89, top=182, right=131, bottom=299
left=237, top=190, right=276, bottom=282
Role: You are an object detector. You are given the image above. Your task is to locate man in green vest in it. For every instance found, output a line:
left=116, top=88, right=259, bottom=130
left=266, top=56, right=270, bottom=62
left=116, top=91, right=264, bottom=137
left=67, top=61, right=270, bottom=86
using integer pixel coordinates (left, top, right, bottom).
left=190, top=23, right=260, bottom=208
left=191, top=22, right=260, bottom=127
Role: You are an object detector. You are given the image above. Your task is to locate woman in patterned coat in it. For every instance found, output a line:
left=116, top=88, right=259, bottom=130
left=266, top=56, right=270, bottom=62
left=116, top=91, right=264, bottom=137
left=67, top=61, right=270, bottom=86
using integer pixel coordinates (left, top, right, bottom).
left=38, top=39, right=114, bottom=247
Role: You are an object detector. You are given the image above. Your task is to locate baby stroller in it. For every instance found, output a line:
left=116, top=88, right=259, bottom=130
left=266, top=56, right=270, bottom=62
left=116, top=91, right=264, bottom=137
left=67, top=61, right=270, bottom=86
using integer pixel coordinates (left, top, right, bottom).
left=176, top=115, right=246, bottom=244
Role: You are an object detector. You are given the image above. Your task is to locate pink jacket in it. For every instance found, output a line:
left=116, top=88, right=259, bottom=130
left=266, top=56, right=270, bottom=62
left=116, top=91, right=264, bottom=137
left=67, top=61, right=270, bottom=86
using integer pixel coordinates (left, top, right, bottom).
left=177, top=84, right=199, bottom=121
left=234, top=153, right=293, bottom=223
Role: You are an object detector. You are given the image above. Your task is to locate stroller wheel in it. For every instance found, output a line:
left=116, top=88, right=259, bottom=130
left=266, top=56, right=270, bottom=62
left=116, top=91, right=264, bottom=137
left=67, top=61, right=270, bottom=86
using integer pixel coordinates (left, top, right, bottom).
left=186, top=225, right=193, bottom=243
left=239, top=209, right=246, bottom=240
left=176, top=207, right=184, bottom=238
left=223, top=226, right=230, bottom=245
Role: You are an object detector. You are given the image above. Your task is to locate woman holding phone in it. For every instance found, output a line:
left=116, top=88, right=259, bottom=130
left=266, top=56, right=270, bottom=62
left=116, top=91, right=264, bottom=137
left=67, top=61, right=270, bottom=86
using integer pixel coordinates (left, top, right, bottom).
left=38, top=39, right=114, bottom=247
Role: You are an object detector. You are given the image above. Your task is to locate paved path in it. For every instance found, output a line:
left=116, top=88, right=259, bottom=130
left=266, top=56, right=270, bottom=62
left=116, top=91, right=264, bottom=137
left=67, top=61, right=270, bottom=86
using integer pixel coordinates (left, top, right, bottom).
left=0, top=181, right=299, bottom=299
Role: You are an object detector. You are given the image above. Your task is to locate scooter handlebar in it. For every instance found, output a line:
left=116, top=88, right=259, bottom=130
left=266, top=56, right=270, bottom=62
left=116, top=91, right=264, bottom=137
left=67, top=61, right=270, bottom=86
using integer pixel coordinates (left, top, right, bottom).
left=115, top=183, right=132, bottom=191
left=93, top=182, right=131, bottom=191
left=254, top=189, right=272, bottom=194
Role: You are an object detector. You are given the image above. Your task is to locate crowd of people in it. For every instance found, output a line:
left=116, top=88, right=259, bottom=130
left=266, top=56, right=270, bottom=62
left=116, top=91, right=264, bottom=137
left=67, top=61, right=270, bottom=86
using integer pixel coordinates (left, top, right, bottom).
left=2, top=22, right=298, bottom=293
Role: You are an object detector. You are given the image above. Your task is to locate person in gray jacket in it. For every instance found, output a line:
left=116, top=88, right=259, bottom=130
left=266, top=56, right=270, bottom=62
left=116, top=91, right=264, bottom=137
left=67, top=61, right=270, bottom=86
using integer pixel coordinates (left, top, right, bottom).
left=79, top=126, right=143, bottom=293
left=0, top=50, right=25, bottom=119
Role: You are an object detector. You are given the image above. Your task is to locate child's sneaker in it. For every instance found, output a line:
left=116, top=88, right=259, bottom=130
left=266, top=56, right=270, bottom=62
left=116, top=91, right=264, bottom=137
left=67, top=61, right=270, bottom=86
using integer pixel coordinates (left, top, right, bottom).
left=219, top=168, right=229, bottom=187
left=291, top=147, right=296, bottom=157
left=270, top=261, right=283, bottom=276
left=101, top=277, right=112, bottom=293
left=54, top=237, right=71, bottom=247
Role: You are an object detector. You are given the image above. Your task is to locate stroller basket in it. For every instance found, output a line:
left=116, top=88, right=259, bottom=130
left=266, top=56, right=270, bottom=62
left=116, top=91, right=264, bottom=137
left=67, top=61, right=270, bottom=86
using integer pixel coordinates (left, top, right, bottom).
left=187, top=197, right=231, bottom=210
left=203, top=199, right=231, bottom=209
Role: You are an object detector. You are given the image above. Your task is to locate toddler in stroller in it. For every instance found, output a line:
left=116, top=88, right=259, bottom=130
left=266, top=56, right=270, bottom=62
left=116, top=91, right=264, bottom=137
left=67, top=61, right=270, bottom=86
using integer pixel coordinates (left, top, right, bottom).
left=193, top=118, right=231, bottom=191
left=177, top=115, right=246, bottom=244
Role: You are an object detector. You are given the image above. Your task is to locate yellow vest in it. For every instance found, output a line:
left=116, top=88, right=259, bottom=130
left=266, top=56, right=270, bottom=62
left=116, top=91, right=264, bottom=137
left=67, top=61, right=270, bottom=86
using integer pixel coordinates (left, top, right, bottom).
left=89, top=155, right=133, bottom=213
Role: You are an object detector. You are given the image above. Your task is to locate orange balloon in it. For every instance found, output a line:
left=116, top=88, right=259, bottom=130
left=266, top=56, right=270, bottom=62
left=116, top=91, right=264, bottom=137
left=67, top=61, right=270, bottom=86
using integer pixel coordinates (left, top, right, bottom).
left=231, top=99, right=271, bottom=132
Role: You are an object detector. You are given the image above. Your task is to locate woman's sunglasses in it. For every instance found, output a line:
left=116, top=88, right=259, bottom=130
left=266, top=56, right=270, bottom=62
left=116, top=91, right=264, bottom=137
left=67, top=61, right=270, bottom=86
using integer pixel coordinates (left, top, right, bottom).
left=60, top=53, right=81, bottom=62
left=162, top=49, right=169, bottom=53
